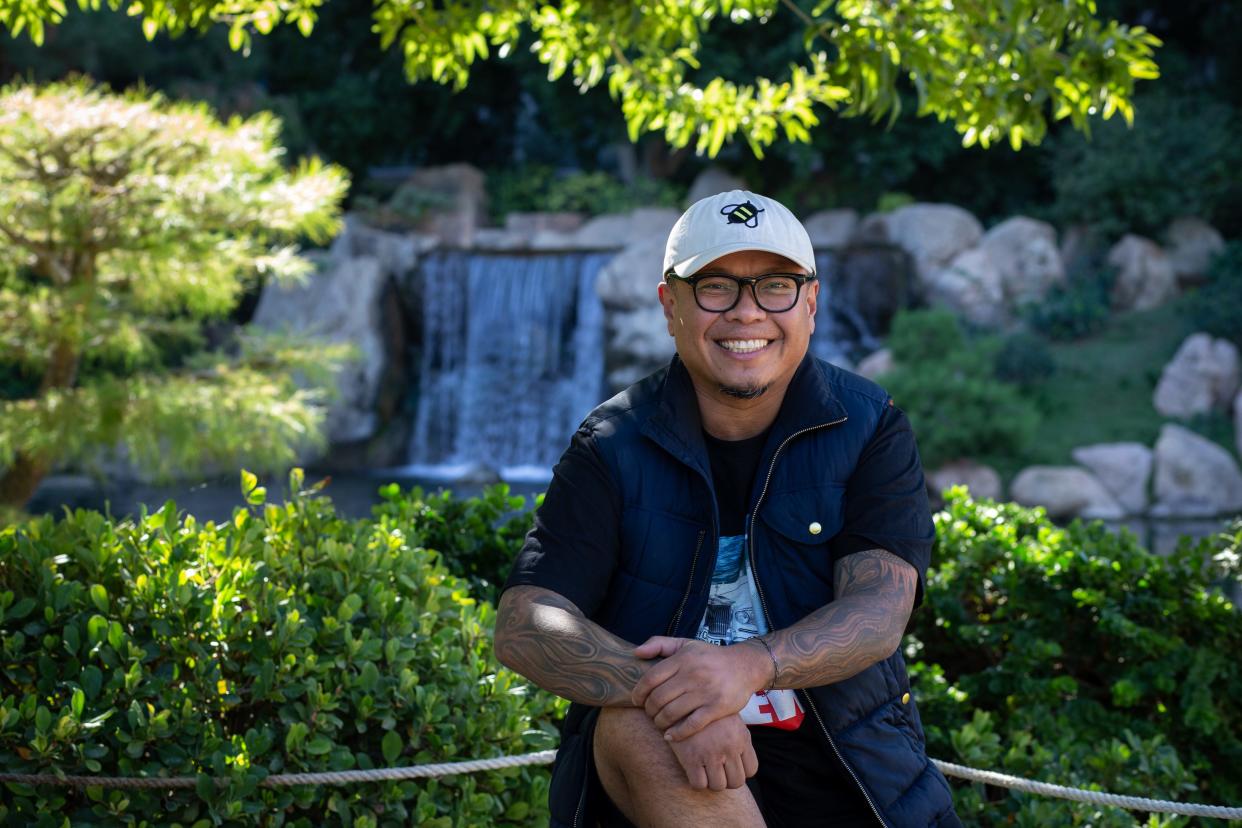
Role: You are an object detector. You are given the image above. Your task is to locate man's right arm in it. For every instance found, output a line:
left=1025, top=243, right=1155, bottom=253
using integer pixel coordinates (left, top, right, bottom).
left=494, top=585, right=650, bottom=708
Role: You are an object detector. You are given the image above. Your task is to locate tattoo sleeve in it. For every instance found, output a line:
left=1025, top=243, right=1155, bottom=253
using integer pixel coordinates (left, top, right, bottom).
left=763, top=548, right=917, bottom=690
left=494, top=585, right=647, bottom=707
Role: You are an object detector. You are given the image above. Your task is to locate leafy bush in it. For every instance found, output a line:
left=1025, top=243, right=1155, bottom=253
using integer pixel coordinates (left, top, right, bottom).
left=882, top=310, right=1037, bottom=468
left=1021, top=266, right=1115, bottom=341
left=1047, top=92, right=1240, bottom=240
left=992, top=332, right=1056, bottom=388
left=0, top=470, right=563, bottom=827
left=1181, top=241, right=1242, bottom=348
left=911, top=491, right=1242, bottom=826
left=488, top=165, right=683, bottom=222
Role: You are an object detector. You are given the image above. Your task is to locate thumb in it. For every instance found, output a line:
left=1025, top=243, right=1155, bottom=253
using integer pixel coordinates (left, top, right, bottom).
left=634, top=636, right=687, bottom=659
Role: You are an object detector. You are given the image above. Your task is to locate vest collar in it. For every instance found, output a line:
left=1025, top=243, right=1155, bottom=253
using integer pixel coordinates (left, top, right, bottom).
left=641, top=353, right=848, bottom=478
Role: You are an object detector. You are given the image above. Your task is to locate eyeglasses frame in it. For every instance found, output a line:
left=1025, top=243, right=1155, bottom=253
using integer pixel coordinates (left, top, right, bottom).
left=663, top=270, right=818, bottom=314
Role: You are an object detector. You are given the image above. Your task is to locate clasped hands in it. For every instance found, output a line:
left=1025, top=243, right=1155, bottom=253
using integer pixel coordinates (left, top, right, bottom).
left=629, top=636, right=771, bottom=791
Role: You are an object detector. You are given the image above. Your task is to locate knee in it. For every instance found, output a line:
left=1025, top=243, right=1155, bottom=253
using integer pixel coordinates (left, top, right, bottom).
left=594, top=707, right=673, bottom=779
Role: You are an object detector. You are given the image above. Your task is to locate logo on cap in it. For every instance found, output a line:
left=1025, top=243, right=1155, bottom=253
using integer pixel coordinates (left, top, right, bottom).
left=720, top=200, right=764, bottom=228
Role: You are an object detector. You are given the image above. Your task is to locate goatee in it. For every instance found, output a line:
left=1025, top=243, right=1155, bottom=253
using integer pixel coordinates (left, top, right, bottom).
left=720, top=384, right=769, bottom=400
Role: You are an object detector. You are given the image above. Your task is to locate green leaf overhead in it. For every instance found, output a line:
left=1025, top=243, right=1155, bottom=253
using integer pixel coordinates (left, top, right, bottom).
left=0, top=0, right=1160, bottom=157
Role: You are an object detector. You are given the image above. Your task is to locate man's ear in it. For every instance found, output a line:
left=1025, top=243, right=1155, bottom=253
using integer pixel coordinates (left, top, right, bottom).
left=658, top=281, right=677, bottom=335
left=805, top=279, right=820, bottom=332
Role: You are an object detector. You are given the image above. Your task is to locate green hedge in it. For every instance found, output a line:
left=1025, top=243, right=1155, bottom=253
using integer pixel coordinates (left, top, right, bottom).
left=911, top=490, right=1242, bottom=826
left=0, top=471, right=565, bottom=827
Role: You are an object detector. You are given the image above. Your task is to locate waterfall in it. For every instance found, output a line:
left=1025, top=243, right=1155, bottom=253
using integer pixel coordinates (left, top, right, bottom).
left=810, top=250, right=877, bottom=365
left=403, top=251, right=609, bottom=482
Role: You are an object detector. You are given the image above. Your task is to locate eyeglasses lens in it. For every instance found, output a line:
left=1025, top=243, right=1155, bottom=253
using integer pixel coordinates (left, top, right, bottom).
left=694, top=275, right=801, bottom=312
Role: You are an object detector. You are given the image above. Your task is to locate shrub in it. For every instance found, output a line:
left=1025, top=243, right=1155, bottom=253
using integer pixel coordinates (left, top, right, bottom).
left=1021, top=266, right=1115, bottom=341
left=992, top=332, right=1056, bottom=388
left=1181, top=241, right=1242, bottom=348
left=911, top=491, right=1242, bottom=825
left=881, top=309, right=1037, bottom=468
left=487, top=165, right=683, bottom=222
left=0, top=470, right=563, bottom=827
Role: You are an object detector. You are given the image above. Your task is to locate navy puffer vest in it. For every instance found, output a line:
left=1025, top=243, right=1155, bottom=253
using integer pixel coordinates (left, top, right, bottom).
left=547, top=355, right=960, bottom=828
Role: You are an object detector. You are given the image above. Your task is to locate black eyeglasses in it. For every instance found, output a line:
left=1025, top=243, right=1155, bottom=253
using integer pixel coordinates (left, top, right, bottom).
left=665, top=271, right=817, bottom=313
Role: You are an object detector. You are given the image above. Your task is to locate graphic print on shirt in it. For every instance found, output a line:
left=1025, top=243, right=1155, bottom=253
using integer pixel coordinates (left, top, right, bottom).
left=696, top=535, right=804, bottom=730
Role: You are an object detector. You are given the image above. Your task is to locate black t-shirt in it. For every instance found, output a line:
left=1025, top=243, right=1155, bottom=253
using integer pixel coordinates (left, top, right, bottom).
left=702, top=427, right=767, bottom=536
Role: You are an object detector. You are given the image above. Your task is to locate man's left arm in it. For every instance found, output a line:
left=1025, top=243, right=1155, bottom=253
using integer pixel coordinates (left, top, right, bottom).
left=633, top=548, right=916, bottom=737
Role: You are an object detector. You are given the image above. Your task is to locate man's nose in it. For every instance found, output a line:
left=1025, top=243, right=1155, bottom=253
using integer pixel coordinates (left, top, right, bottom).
left=725, top=282, right=767, bottom=322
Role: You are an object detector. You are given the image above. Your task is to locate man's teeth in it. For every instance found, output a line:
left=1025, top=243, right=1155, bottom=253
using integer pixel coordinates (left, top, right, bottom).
left=718, top=339, right=770, bottom=353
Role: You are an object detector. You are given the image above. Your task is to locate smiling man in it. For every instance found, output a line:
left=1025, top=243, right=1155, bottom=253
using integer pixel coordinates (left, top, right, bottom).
left=495, top=191, right=960, bottom=828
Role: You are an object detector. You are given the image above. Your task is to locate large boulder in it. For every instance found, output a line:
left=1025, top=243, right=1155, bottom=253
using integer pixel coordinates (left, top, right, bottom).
left=1151, top=423, right=1242, bottom=516
left=606, top=305, right=674, bottom=393
left=1236, top=390, right=1242, bottom=461
left=833, top=245, right=917, bottom=337
left=804, top=209, right=860, bottom=250
left=1164, top=217, right=1225, bottom=284
left=571, top=207, right=680, bottom=250
left=685, top=167, right=748, bottom=207
left=856, top=204, right=984, bottom=284
left=1152, top=333, right=1240, bottom=418
left=504, top=211, right=586, bottom=237
left=595, top=236, right=667, bottom=311
left=979, top=216, right=1065, bottom=307
left=1010, top=466, right=1125, bottom=520
left=927, top=460, right=1003, bottom=501
left=925, top=247, right=1007, bottom=328
left=252, top=252, right=390, bottom=445
left=400, top=163, right=487, bottom=248
left=854, top=348, right=893, bottom=380
left=1070, top=442, right=1153, bottom=515
left=334, top=215, right=430, bottom=277
left=1107, top=234, right=1178, bottom=311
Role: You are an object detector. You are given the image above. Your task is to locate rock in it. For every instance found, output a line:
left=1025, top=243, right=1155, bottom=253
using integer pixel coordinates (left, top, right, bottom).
left=979, top=216, right=1065, bottom=307
left=1236, top=390, right=1242, bottom=460
left=685, top=167, right=748, bottom=207
left=332, top=215, right=429, bottom=276
left=925, top=247, right=1007, bottom=328
left=1010, top=466, right=1125, bottom=520
left=1152, top=333, right=1240, bottom=418
left=471, top=227, right=529, bottom=250
left=1164, top=217, right=1224, bottom=284
left=928, top=460, right=1003, bottom=501
left=1070, top=442, right=1153, bottom=515
left=608, top=305, right=675, bottom=364
left=571, top=207, right=680, bottom=250
left=854, top=348, right=894, bottom=380
left=595, top=236, right=667, bottom=311
left=252, top=254, right=389, bottom=445
left=400, top=163, right=487, bottom=248
left=804, top=209, right=860, bottom=249
left=1151, top=423, right=1242, bottom=516
left=1107, top=234, right=1178, bottom=311
left=504, top=211, right=586, bottom=236
left=855, top=203, right=984, bottom=284
left=833, top=245, right=917, bottom=336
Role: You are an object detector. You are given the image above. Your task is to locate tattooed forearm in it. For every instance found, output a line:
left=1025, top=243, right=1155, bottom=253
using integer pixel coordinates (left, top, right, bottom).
left=763, top=548, right=917, bottom=690
left=494, top=586, right=647, bottom=707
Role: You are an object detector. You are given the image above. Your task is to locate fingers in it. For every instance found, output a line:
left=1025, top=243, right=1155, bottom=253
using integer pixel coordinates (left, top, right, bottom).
left=631, top=656, right=679, bottom=705
left=685, top=764, right=709, bottom=791
left=648, top=688, right=697, bottom=729
left=742, top=744, right=759, bottom=778
left=705, top=761, right=729, bottom=792
left=663, top=707, right=716, bottom=742
left=724, top=754, right=748, bottom=790
left=634, top=635, right=686, bottom=659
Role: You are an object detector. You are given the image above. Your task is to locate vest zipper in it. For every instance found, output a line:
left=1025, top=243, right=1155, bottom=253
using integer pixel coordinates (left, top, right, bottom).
left=747, top=417, right=887, bottom=828
left=666, top=528, right=707, bottom=636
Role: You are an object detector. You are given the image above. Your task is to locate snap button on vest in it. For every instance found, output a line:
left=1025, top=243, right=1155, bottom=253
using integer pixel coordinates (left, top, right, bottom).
left=902, top=692, right=911, bottom=704
left=809, top=521, right=822, bottom=535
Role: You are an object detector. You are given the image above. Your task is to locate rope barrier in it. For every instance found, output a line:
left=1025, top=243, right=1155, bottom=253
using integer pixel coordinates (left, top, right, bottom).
left=3, top=750, right=1240, bottom=820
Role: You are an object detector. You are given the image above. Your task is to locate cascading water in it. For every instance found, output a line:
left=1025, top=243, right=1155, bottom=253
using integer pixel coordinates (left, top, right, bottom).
left=403, top=251, right=610, bottom=482
left=810, top=250, right=878, bottom=365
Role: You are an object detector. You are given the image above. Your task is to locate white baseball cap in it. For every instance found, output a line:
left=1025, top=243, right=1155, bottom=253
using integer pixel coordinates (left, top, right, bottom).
left=663, top=189, right=816, bottom=278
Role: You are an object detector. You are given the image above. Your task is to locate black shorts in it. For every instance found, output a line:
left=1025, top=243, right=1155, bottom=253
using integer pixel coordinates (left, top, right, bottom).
left=595, top=722, right=878, bottom=828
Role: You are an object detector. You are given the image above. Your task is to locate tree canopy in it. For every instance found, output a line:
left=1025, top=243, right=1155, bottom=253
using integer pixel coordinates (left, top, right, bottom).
left=0, top=0, right=1161, bottom=157
left=0, top=80, right=350, bottom=508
